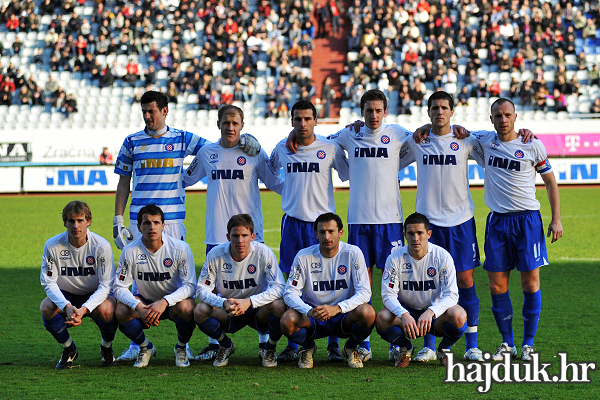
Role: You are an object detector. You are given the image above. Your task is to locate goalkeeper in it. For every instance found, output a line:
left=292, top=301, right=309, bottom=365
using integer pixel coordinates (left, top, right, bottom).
left=113, top=90, right=260, bottom=361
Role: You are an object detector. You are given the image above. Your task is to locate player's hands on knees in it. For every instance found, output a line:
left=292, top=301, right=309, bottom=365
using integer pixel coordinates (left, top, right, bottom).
left=400, top=312, right=419, bottom=339
left=548, top=220, right=563, bottom=243
left=140, top=299, right=167, bottom=327
left=417, top=309, right=435, bottom=337
left=226, top=298, right=251, bottom=316
left=518, top=129, right=537, bottom=143
left=310, top=305, right=341, bottom=321
left=64, top=305, right=81, bottom=326
left=345, top=120, right=364, bottom=132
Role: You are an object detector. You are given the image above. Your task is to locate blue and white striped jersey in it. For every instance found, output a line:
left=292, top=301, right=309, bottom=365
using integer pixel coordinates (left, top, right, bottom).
left=114, top=127, right=207, bottom=224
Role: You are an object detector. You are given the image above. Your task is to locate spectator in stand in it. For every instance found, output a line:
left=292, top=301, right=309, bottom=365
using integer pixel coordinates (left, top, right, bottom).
left=0, top=85, right=12, bottom=105
left=489, top=80, right=501, bottom=97
left=551, top=89, right=567, bottom=113
left=534, top=85, right=549, bottom=111
left=519, top=80, right=534, bottom=106
left=457, top=86, right=470, bottom=106
left=18, top=85, right=32, bottom=106
left=124, top=59, right=140, bottom=87
left=329, top=0, right=342, bottom=37
left=590, top=98, right=600, bottom=116
left=590, top=65, right=600, bottom=87
left=100, top=147, right=114, bottom=165
left=315, top=3, right=330, bottom=39
left=63, top=93, right=78, bottom=119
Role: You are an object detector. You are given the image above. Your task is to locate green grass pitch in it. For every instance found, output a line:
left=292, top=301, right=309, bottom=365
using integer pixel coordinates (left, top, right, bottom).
left=0, top=186, right=598, bottom=399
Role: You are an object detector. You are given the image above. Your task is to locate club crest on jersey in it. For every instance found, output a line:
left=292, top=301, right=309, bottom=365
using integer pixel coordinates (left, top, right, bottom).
left=450, top=142, right=459, bottom=151
left=86, top=256, right=95, bottom=265
left=165, top=144, right=174, bottom=151
left=317, top=150, right=326, bottom=159
left=381, top=135, right=390, bottom=144
left=163, top=258, right=173, bottom=268
left=427, top=267, right=436, bottom=277
left=237, top=156, right=246, bottom=166
left=337, top=265, right=347, bottom=275
left=247, top=264, right=257, bottom=274
left=514, top=150, right=524, bottom=158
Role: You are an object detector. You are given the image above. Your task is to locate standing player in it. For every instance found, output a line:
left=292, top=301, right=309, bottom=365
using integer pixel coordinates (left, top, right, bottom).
left=40, top=201, right=118, bottom=369
left=113, top=91, right=259, bottom=361
left=281, top=213, right=375, bottom=369
left=399, top=91, right=484, bottom=362
left=270, top=100, right=349, bottom=362
left=184, top=104, right=284, bottom=360
left=113, top=204, right=197, bottom=368
left=376, top=213, right=467, bottom=367
left=194, top=214, right=286, bottom=367
left=473, top=99, right=562, bottom=361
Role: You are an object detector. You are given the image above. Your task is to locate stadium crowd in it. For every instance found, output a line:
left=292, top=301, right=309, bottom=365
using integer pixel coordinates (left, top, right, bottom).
left=341, top=0, right=600, bottom=115
left=0, top=0, right=599, bottom=119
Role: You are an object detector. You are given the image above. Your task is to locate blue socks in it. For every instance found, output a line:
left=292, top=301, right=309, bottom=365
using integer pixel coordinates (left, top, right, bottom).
left=522, top=289, right=541, bottom=347
left=96, top=317, right=118, bottom=343
left=491, top=291, right=514, bottom=347
left=346, top=323, right=373, bottom=349
left=377, top=325, right=412, bottom=349
left=423, top=333, right=435, bottom=351
left=196, top=318, right=231, bottom=347
left=43, top=314, right=70, bottom=345
left=119, top=318, right=146, bottom=345
left=459, top=285, right=480, bottom=350
left=175, top=317, right=196, bottom=344
left=438, top=321, right=467, bottom=350
left=327, top=336, right=339, bottom=348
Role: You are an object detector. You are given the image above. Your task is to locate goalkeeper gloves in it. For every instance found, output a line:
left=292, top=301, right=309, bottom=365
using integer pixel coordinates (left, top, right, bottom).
left=239, top=133, right=261, bottom=156
left=113, top=215, right=133, bottom=249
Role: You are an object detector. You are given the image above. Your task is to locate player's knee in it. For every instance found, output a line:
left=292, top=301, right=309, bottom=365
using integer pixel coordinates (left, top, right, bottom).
left=280, top=309, right=300, bottom=335
left=193, top=302, right=211, bottom=323
left=447, top=305, right=467, bottom=328
left=356, top=303, right=376, bottom=325
left=40, top=297, right=58, bottom=319
left=114, top=303, right=133, bottom=324
left=270, top=298, right=286, bottom=317
left=375, top=308, right=394, bottom=331
left=176, top=298, right=196, bottom=320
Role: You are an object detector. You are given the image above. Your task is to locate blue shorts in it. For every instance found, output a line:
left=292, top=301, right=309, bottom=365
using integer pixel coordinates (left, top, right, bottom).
left=279, top=214, right=318, bottom=274
left=206, top=243, right=218, bottom=255
left=62, top=291, right=93, bottom=309
left=430, top=218, right=480, bottom=272
left=483, top=210, right=548, bottom=272
left=403, top=305, right=437, bottom=336
left=224, top=306, right=268, bottom=334
left=348, top=223, right=404, bottom=269
left=137, top=295, right=174, bottom=321
left=309, top=312, right=352, bottom=339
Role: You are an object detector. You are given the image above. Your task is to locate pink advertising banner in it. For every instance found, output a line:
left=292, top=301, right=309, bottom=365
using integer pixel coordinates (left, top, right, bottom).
left=539, top=133, right=600, bottom=157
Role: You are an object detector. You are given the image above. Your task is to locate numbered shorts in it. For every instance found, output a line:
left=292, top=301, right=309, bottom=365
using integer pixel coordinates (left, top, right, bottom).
left=348, top=223, right=404, bottom=269
left=483, top=210, right=548, bottom=272
left=430, top=217, right=480, bottom=272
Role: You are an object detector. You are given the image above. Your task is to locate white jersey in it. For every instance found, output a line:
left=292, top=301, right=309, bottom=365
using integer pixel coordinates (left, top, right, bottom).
left=40, top=230, right=115, bottom=312
left=184, top=143, right=284, bottom=245
left=113, top=235, right=196, bottom=310
left=400, top=132, right=484, bottom=227
left=114, top=127, right=206, bottom=224
left=270, top=137, right=349, bottom=221
left=382, top=243, right=458, bottom=318
left=284, top=242, right=371, bottom=315
left=472, top=131, right=553, bottom=213
left=328, top=124, right=410, bottom=224
left=196, top=241, right=285, bottom=309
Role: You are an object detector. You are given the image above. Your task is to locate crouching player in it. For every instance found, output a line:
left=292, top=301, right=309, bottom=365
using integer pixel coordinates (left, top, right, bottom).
left=113, top=204, right=197, bottom=368
left=376, top=213, right=467, bottom=367
left=40, top=200, right=118, bottom=369
left=281, top=213, right=375, bottom=369
left=194, top=214, right=286, bottom=367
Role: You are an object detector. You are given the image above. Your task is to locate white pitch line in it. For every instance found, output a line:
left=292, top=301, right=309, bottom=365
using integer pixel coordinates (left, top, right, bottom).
left=554, top=257, right=600, bottom=261
left=264, top=229, right=280, bottom=233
